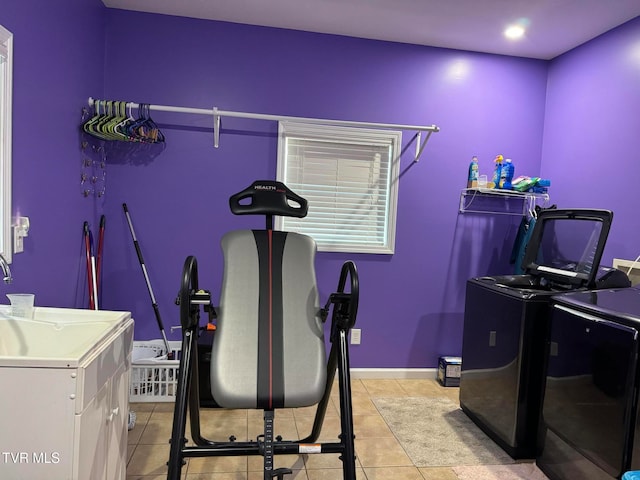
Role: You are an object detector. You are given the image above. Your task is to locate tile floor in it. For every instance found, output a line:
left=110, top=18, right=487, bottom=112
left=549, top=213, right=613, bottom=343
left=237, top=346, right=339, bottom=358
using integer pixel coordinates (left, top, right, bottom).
left=125, top=378, right=479, bottom=479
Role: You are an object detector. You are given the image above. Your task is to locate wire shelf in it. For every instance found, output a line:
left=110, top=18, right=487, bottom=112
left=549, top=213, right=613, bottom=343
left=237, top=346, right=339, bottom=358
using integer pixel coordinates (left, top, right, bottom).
left=459, top=188, right=550, bottom=216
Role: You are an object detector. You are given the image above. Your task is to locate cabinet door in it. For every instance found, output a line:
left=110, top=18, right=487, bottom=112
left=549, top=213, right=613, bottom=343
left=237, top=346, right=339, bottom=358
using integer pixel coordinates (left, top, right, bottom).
left=106, top=362, right=130, bottom=480
left=74, top=379, right=110, bottom=480
left=0, top=367, right=76, bottom=479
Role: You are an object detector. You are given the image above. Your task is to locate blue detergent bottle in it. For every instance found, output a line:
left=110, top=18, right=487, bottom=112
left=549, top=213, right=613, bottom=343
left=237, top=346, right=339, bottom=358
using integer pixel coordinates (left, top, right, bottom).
left=502, top=159, right=515, bottom=190
left=467, top=155, right=479, bottom=188
left=491, top=155, right=503, bottom=188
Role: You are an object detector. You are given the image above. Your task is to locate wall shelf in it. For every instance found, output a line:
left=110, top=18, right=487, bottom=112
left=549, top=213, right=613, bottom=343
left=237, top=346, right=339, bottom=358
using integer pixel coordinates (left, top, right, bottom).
left=459, top=188, right=550, bottom=216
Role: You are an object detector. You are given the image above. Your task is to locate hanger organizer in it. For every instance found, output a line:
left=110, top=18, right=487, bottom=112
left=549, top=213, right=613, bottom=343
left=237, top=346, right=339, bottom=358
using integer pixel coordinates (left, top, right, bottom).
left=82, top=100, right=165, bottom=144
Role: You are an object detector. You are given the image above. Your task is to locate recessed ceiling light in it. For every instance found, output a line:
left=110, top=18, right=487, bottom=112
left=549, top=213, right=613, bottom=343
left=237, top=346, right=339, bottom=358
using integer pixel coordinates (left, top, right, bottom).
left=504, top=24, right=526, bottom=40
left=504, top=18, right=530, bottom=40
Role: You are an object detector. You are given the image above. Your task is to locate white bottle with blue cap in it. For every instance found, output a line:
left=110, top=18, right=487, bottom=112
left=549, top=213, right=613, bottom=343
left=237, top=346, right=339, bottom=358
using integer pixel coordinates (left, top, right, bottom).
left=467, top=155, right=479, bottom=188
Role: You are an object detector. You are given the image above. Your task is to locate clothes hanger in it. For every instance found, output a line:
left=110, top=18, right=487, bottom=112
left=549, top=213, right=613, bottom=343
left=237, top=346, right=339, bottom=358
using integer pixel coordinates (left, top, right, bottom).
left=101, top=101, right=120, bottom=140
left=95, top=101, right=116, bottom=140
left=144, top=104, right=164, bottom=143
left=83, top=100, right=108, bottom=139
left=111, top=101, right=132, bottom=141
left=118, top=102, right=137, bottom=141
left=127, top=103, right=150, bottom=142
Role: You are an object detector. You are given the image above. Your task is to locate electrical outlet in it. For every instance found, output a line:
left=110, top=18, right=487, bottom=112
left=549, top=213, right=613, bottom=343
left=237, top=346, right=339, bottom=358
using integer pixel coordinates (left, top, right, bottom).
left=13, top=216, right=29, bottom=254
left=13, top=226, right=23, bottom=254
left=350, top=328, right=361, bottom=345
left=613, top=258, right=640, bottom=285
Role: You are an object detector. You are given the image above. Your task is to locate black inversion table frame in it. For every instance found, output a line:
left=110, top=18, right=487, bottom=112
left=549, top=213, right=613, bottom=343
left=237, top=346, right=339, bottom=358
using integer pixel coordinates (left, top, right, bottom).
left=166, top=181, right=360, bottom=480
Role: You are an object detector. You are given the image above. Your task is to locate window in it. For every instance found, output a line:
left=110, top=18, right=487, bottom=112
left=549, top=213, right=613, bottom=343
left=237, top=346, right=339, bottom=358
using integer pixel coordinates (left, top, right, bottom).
left=0, top=25, right=13, bottom=262
left=276, top=122, right=402, bottom=254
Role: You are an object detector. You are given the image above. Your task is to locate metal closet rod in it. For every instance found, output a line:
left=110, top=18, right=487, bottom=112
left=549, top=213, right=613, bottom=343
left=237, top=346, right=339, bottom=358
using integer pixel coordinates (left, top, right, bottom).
left=87, top=97, right=440, bottom=160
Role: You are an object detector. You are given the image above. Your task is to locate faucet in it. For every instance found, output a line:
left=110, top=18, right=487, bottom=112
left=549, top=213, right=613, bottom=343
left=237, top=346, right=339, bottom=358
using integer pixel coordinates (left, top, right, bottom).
left=0, top=254, right=12, bottom=284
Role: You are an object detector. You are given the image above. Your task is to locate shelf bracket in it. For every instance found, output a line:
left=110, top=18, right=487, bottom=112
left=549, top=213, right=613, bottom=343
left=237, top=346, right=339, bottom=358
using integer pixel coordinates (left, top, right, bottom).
left=413, top=130, right=434, bottom=162
left=213, top=107, right=220, bottom=148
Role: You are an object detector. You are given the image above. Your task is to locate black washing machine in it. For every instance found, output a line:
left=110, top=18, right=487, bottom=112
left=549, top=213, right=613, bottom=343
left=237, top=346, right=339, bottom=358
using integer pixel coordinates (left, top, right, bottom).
left=460, top=209, right=630, bottom=459
left=538, top=288, right=640, bottom=480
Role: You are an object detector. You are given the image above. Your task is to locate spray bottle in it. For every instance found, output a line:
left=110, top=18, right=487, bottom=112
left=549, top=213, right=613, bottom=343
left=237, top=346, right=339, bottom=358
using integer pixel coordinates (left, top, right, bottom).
left=491, top=154, right=504, bottom=189
left=467, top=155, right=479, bottom=188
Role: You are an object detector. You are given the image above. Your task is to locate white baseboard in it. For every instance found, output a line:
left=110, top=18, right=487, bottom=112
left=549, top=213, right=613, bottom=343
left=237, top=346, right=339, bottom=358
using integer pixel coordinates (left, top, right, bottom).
left=350, top=368, right=437, bottom=379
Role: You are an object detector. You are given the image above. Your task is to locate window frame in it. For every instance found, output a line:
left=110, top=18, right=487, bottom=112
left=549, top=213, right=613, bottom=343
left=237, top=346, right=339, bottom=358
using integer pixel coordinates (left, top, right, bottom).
left=0, top=24, right=13, bottom=262
left=276, top=121, right=402, bottom=254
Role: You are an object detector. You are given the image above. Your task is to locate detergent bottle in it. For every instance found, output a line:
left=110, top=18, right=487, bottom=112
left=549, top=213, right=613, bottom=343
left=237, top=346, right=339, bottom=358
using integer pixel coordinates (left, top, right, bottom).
left=491, top=154, right=503, bottom=188
left=502, top=158, right=515, bottom=190
left=467, top=155, right=479, bottom=188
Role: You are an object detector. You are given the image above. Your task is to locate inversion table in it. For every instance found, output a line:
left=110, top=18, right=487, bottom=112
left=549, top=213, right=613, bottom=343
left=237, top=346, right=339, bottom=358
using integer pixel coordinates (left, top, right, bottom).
left=167, top=180, right=360, bottom=480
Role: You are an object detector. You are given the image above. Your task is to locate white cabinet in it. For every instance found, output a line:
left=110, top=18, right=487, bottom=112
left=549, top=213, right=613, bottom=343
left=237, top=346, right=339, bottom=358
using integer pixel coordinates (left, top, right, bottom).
left=0, top=308, right=133, bottom=480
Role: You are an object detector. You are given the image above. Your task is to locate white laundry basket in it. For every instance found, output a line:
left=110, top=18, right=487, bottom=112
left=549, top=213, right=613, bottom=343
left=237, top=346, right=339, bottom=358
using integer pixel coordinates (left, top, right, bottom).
left=130, top=339, right=182, bottom=402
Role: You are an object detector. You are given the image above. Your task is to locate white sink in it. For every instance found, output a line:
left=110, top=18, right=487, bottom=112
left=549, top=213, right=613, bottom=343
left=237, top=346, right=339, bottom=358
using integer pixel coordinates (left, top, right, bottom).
left=0, top=305, right=131, bottom=367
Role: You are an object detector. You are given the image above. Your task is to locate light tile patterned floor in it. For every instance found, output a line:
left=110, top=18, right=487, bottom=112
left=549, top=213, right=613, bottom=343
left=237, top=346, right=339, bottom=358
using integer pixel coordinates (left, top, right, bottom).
left=125, top=378, right=473, bottom=479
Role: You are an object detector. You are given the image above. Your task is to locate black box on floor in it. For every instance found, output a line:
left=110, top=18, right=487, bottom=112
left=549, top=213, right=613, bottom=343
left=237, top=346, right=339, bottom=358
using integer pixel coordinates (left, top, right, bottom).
left=198, top=329, right=220, bottom=407
left=438, top=356, right=462, bottom=387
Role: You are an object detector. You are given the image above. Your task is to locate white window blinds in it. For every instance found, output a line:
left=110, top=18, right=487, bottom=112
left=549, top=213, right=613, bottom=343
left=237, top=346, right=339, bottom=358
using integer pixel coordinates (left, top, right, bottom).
left=277, top=122, right=401, bottom=254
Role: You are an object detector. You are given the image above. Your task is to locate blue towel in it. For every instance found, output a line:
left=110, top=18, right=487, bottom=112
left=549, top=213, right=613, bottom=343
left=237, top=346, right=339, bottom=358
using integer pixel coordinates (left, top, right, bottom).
left=510, top=216, right=536, bottom=274
left=622, top=472, right=640, bottom=480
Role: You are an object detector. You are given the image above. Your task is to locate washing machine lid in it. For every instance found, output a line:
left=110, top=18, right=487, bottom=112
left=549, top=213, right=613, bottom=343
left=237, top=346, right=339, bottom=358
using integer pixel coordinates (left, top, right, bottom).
left=522, top=209, right=613, bottom=288
left=553, top=287, right=640, bottom=325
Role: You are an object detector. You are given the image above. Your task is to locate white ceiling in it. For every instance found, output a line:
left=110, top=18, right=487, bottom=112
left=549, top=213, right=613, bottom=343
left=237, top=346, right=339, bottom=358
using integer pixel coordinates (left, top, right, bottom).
left=102, top=0, right=640, bottom=60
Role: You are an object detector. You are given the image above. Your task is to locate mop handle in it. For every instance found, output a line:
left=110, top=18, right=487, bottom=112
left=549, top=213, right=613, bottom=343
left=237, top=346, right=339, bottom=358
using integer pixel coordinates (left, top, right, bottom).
left=89, top=230, right=99, bottom=310
left=96, top=214, right=105, bottom=299
left=123, top=203, right=172, bottom=356
left=123, top=205, right=157, bottom=302
left=83, top=222, right=95, bottom=310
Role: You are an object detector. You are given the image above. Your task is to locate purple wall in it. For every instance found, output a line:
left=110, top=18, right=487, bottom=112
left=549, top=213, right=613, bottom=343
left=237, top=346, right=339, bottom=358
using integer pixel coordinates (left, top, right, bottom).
left=10, top=6, right=635, bottom=369
left=99, top=10, right=548, bottom=368
left=1, top=0, right=105, bottom=306
left=541, top=17, right=640, bottom=268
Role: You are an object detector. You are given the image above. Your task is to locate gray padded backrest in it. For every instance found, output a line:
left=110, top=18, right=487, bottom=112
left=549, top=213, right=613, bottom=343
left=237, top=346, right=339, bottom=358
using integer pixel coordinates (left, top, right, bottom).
left=210, top=229, right=326, bottom=409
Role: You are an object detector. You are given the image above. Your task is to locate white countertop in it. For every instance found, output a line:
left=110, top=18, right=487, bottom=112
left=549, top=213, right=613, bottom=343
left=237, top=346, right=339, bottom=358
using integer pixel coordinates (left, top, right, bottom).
left=0, top=305, right=132, bottom=368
